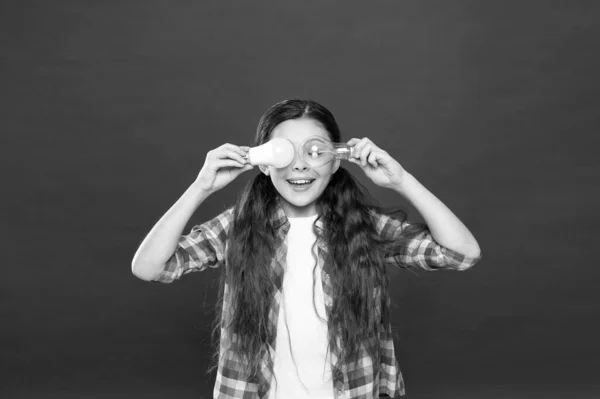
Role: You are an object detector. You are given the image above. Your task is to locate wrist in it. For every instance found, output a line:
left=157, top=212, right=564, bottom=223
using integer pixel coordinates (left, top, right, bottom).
left=190, top=180, right=214, bottom=198
left=391, top=171, right=415, bottom=194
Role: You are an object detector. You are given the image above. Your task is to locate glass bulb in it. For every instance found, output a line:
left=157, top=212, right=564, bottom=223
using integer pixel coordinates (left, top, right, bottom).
left=300, top=137, right=355, bottom=167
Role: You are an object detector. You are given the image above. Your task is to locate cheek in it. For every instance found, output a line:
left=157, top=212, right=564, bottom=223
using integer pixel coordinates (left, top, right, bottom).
left=316, top=165, right=334, bottom=179
left=271, top=169, right=288, bottom=182
left=270, top=172, right=291, bottom=192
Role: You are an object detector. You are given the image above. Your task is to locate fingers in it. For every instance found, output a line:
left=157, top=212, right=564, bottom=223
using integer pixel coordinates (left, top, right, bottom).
left=223, top=143, right=249, bottom=158
left=359, top=144, right=373, bottom=167
left=209, top=144, right=249, bottom=165
left=347, top=137, right=380, bottom=167
left=234, top=162, right=255, bottom=175
left=365, top=152, right=376, bottom=167
left=212, top=159, right=248, bottom=170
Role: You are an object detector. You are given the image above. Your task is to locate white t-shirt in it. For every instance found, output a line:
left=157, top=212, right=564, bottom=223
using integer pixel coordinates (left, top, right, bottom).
left=269, top=214, right=334, bottom=399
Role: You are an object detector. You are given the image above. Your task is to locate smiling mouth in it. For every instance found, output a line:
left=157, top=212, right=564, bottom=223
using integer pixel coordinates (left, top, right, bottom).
left=287, top=179, right=315, bottom=186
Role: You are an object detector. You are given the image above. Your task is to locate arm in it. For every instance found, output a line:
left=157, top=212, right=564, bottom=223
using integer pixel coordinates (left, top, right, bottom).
left=392, top=172, right=481, bottom=258
left=149, top=205, right=234, bottom=283
left=348, top=137, right=482, bottom=265
left=131, top=143, right=253, bottom=282
left=374, top=210, right=481, bottom=271
left=131, top=182, right=212, bottom=282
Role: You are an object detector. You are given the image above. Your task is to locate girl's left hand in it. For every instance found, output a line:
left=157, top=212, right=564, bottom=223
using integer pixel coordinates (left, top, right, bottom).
left=347, top=137, right=406, bottom=189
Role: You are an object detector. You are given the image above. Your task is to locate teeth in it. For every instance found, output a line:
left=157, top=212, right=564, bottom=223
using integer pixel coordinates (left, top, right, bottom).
left=289, top=179, right=313, bottom=184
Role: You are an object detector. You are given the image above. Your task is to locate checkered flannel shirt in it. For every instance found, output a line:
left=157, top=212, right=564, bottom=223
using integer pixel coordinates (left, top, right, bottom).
left=152, top=200, right=482, bottom=399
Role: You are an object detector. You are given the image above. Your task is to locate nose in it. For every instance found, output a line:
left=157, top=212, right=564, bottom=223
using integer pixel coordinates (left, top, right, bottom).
left=292, top=159, right=309, bottom=171
left=293, top=164, right=308, bottom=171
left=290, top=147, right=310, bottom=171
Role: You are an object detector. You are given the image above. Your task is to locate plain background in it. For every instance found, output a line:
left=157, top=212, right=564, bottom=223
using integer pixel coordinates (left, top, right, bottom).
left=2, top=1, right=599, bottom=398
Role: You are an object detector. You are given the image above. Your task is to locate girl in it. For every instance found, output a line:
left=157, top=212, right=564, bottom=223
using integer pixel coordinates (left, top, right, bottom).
left=132, top=99, right=482, bottom=399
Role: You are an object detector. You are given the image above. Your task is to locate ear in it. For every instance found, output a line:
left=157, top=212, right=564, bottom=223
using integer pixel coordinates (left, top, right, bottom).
left=259, top=165, right=270, bottom=176
left=332, top=159, right=341, bottom=174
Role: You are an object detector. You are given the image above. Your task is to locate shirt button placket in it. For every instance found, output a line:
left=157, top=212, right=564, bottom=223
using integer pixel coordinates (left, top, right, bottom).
left=336, top=388, right=344, bottom=397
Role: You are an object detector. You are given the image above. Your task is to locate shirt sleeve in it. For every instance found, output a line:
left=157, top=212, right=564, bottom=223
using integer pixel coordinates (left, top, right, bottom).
left=372, top=210, right=482, bottom=271
left=151, top=206, right=234, bottom=283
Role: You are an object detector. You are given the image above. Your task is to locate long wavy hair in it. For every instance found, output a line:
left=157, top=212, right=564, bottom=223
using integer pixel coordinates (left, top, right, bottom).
left=207, top=99, right=426, bottom=392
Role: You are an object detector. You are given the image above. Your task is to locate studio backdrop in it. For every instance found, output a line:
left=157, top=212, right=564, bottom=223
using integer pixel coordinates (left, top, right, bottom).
left=2, top=1, right=599, bottom=398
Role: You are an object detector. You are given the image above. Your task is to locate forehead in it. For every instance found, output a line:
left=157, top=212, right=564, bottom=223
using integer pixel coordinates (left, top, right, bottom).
left=270, top=118, right=330, bottom=145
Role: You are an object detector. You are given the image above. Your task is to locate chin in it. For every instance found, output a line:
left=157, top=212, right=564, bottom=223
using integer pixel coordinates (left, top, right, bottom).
left=281, top=194, right=314, bottom=207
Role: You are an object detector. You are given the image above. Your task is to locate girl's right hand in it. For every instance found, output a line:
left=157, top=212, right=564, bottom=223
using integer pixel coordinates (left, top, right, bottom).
left=194, top=144, right=254, bottom=193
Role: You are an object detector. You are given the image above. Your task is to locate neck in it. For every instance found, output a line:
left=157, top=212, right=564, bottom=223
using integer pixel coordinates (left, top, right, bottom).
left=281, top=199, right=319, bottom=218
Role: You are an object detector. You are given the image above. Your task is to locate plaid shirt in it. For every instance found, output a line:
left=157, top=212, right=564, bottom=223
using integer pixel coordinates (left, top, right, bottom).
left=152, top=200, right=482, bottom=399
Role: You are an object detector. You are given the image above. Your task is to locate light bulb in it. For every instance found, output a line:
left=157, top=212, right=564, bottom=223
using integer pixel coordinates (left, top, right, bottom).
left=244, top=138, right=295, bottom=168
left=300, top=137, right=355, bottom=167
